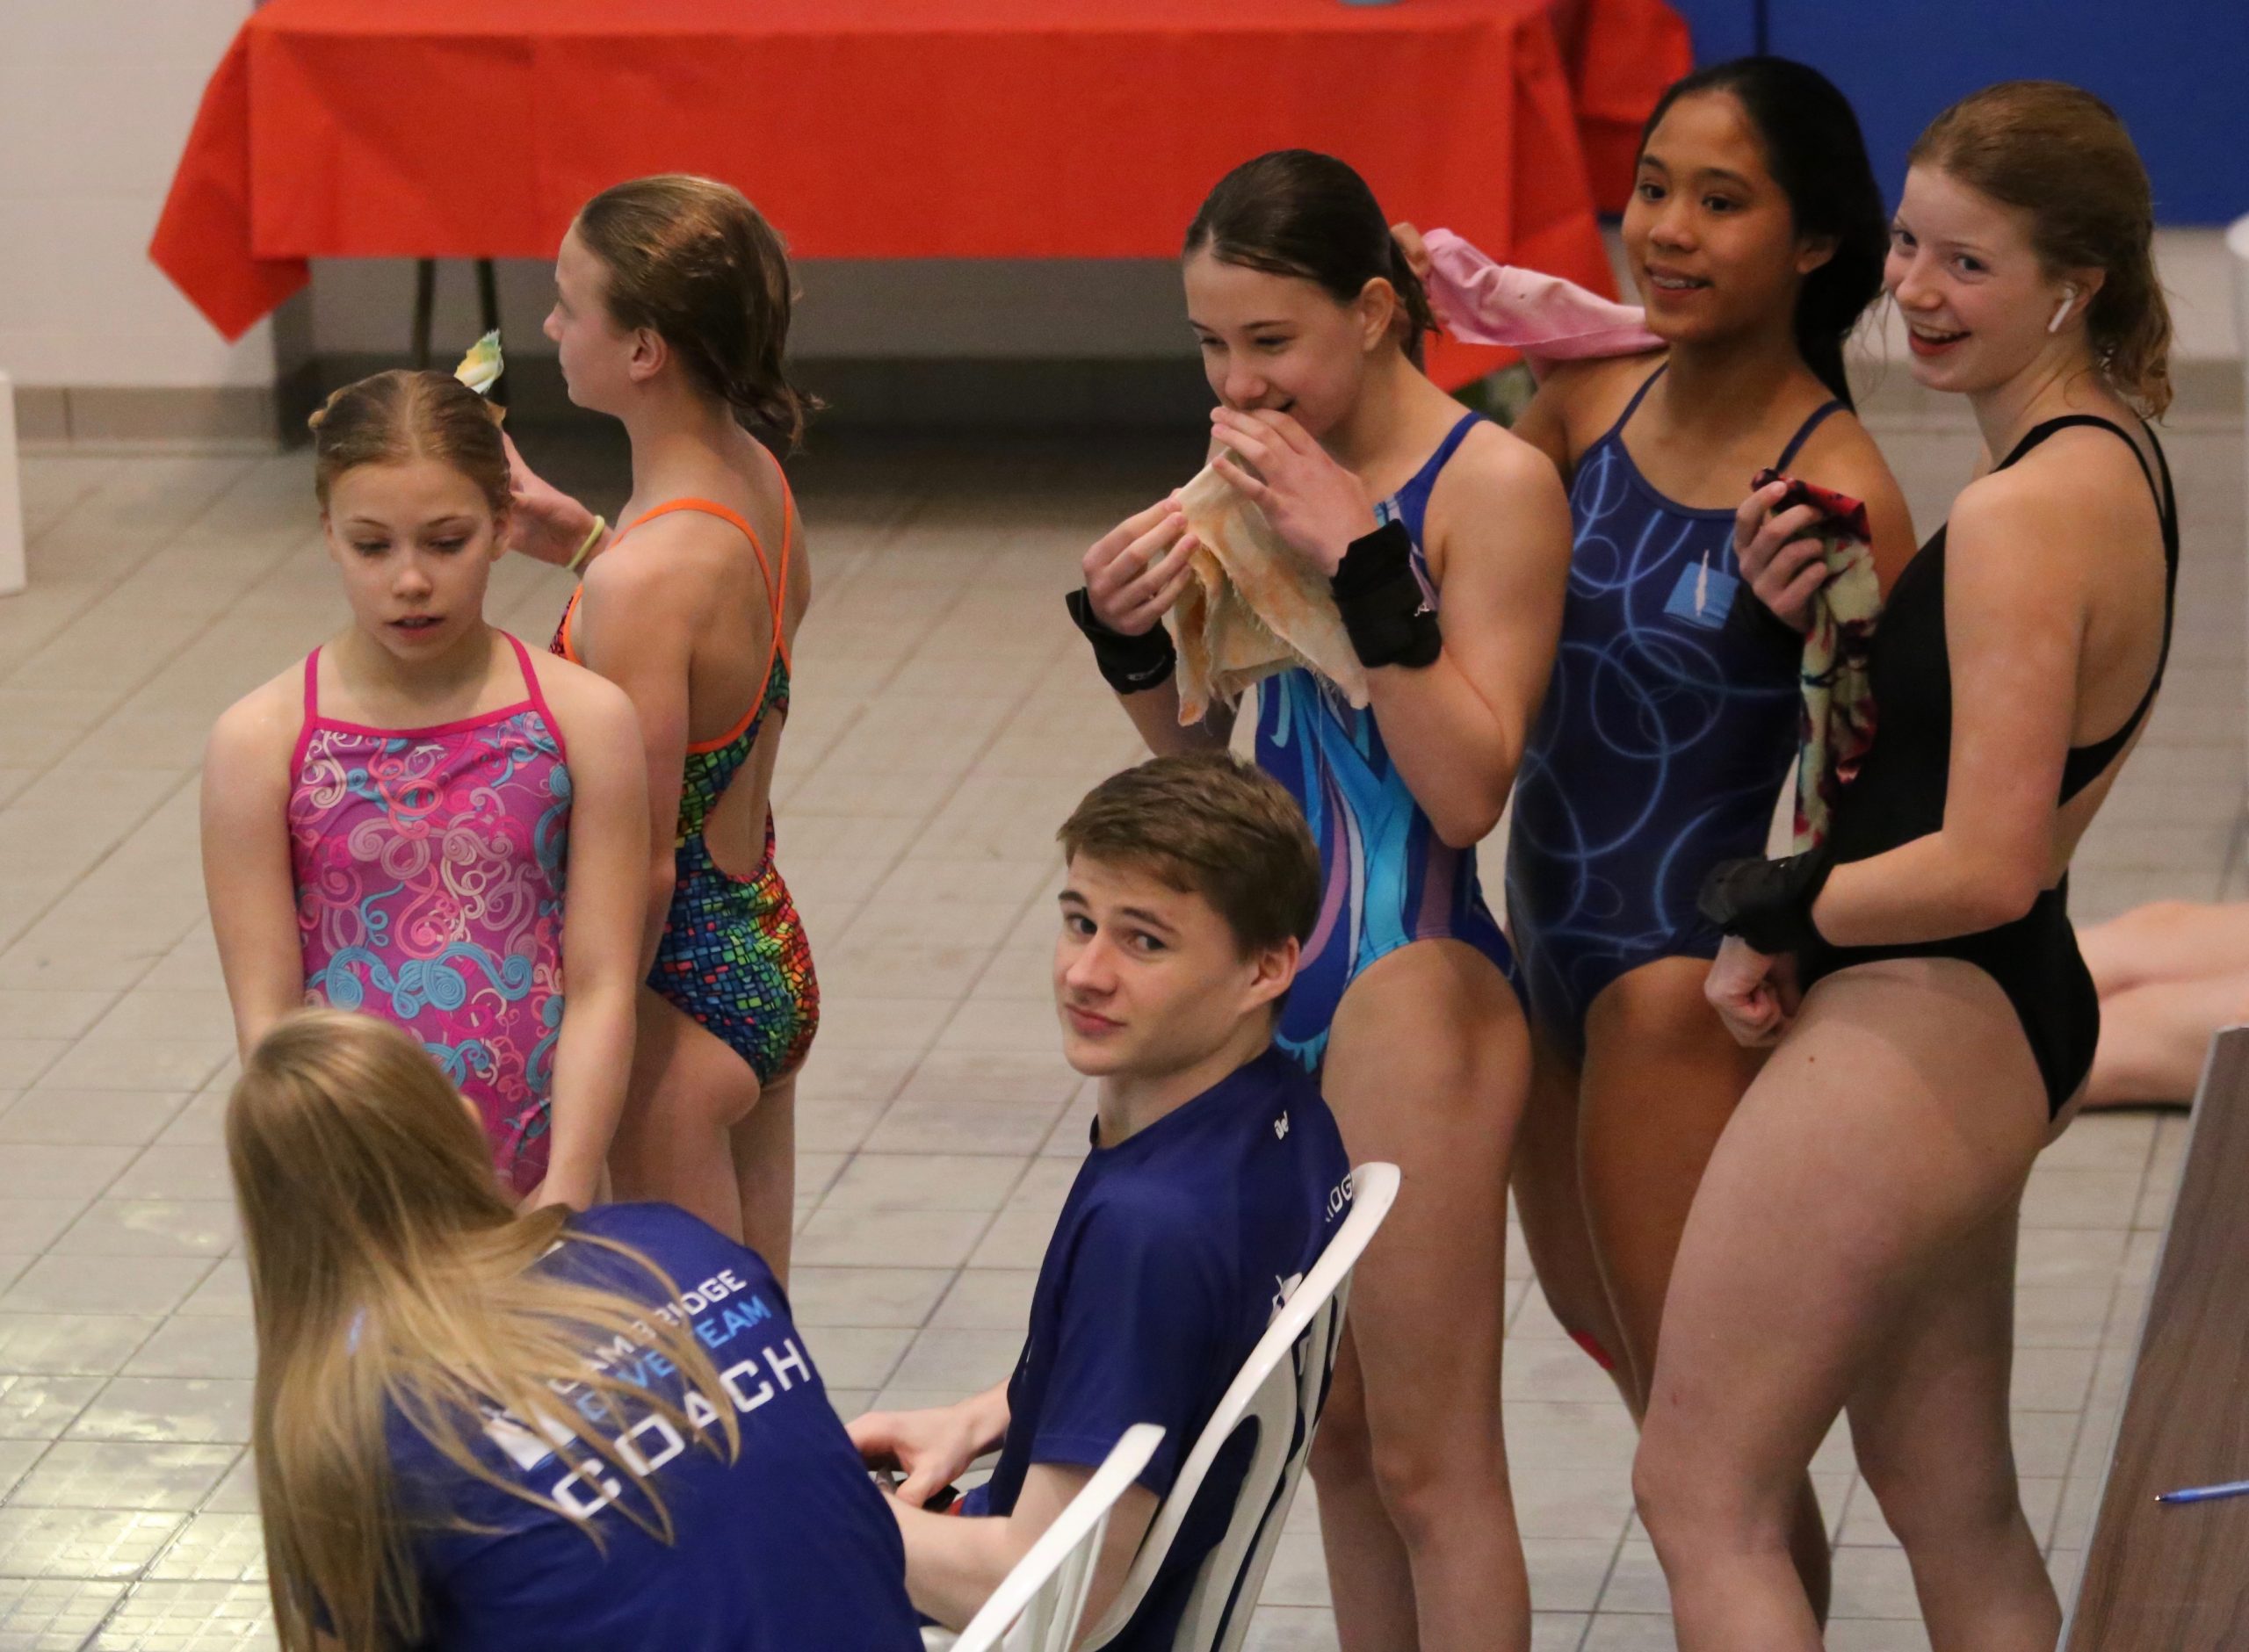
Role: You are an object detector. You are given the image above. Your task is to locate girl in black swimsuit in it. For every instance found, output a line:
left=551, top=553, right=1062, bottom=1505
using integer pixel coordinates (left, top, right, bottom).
left=1631, top=82, right=2179, bottom=1648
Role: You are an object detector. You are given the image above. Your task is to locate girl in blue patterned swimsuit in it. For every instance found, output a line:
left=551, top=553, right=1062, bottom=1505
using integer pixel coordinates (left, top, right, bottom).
left=1071, top=152, right=1571, bottom=1649
left=1413, top=59, right=1916, bottom=1613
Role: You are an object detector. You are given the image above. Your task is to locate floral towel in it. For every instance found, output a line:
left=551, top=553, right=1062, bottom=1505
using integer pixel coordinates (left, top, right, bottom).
left=1751, top=468, right=1880, bottom=850
left=1169, top=460, right=1369, bottom=725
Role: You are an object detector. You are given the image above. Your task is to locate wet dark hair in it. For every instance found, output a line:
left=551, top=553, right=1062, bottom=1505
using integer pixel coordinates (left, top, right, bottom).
left=308, top=370, right=508, bottom=518
left=1639, top=57, right=1888, bottom=409
left=1183, top=150, right=1436, bottom=369
left=575, top=174, right=819, bottom=451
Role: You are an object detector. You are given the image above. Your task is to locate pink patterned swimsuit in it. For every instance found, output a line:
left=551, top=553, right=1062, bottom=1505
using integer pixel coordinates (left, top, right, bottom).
left=288, top=633, right=572, bottom=1194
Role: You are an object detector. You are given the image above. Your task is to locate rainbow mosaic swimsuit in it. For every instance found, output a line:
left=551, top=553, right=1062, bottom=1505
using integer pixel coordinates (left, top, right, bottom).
left=553, top=493, right=817, bottom=1083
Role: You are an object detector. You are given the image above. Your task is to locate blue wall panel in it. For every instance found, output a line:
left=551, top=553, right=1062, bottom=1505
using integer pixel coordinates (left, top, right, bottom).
left=1662, top=0, right=1760, bottom=67
left=1763, top=2, right=2248, bottom=226
left=1657, top=2, right=2245, bottom=225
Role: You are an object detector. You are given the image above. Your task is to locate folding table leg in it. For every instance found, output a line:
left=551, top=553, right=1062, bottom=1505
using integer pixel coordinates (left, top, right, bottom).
left=0, top=372, right=22, bottom=598
left=412, top=258, right=437, bottom=369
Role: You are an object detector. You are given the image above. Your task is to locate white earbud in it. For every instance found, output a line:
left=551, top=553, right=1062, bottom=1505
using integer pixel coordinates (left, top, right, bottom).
left=2048, top=285, right=2079, bottom=335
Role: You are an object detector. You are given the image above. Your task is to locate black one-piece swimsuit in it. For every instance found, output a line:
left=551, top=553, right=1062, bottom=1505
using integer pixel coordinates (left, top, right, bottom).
left=1797, top=415, right=2179, bottom=1115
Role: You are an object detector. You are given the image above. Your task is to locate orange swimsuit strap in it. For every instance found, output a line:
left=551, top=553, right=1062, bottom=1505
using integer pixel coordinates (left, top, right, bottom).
left=553, top=468, right=799, bottom=751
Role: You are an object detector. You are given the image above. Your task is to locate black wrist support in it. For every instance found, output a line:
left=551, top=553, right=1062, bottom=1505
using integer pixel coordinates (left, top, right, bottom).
left=1330, top=521, right=1441, bottom=669
left=1696, top=848, right=1836, bottom=956
left=1067, top=588, right=1177, bottom=695
left=1725, top=584, right=1810, bottom=667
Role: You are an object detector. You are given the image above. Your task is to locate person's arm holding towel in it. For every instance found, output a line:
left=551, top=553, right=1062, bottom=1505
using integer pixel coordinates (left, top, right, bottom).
left=1075, top=499, right=1237, bottom=755
left=1209, top=405, right=1570, bottom=848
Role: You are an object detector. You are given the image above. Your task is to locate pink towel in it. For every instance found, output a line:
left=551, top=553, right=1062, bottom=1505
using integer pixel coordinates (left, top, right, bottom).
left=1421, top=227, right=1661, bottom=379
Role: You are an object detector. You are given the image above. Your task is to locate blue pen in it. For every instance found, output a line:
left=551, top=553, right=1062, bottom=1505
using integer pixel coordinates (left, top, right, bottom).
left=2156, top=1477, right=2249, bottom=1504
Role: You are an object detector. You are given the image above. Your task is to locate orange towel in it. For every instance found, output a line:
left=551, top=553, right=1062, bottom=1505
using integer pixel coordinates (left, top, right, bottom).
left=1169, top=459, right=1369, bottom=725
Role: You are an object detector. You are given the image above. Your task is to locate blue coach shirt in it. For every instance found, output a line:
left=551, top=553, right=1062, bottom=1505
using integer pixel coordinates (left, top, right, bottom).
left=969, top=1045, right=1353, bottom=1648
left=388, top=1202, right=921, bottom=1652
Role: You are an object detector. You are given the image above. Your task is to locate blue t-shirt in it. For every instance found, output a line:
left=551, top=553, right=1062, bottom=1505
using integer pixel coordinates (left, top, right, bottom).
left=387, top=1203, right=921, bottom=1652
left=968, top=1047, right=1353, bottom=1649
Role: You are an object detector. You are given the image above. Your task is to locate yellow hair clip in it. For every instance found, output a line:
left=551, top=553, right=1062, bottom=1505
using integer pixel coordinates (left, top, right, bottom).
left=454, top=330, right=504, bottom=397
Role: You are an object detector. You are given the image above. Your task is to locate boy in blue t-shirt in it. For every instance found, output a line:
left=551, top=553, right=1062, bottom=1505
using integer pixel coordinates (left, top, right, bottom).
left=850, top=754, right=1355, bottom=1646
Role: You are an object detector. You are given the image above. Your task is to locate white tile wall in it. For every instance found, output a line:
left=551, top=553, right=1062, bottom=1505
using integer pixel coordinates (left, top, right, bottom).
left=0, top=0, right=274, bottom=390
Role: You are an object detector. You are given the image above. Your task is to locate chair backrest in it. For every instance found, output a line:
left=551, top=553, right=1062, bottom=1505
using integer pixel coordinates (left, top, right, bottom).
left=950, top=1423, right=1167, bottom=1652
left=1080, top=1161, right=1400, bottom=1652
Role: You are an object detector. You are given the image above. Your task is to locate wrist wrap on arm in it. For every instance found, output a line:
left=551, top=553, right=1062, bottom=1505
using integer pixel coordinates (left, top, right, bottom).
left=1330, top=521, right=1441, bottom=669
left=1066, top=588, right=1177, bottom=695
left=1725, top=586, right=1810, bottom=666
left=1696, top=847, right=1836, bottom=956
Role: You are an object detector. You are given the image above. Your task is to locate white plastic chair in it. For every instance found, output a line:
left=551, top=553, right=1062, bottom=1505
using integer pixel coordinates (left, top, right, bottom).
left=1080, top=1160, right=1401, bottom=1652
left=926, top=1422, right=1166, bottom=1652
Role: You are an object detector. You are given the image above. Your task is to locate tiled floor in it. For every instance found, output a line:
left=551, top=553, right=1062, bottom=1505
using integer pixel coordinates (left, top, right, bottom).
left=0, top=411, right=2239, bottom=1649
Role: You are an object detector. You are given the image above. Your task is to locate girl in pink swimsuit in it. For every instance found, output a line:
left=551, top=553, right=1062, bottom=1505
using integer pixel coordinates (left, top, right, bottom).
left=202, top=370, right=650, bottom=1209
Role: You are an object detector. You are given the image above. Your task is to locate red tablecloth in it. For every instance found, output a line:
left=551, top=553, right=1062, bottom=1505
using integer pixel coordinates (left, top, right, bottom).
left=151, top=0, right=1689, bottom=388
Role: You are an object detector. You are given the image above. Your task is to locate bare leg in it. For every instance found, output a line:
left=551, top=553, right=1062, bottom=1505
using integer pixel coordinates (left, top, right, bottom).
left=730, top=1067, right=797, bottom=1284
left=1848, top=1204, right=2057, bottom=1650
left=1311, top=939, right=1530, bottom=1652
left=2086, top=975, right=2247, bottom=1107
left=1577, top=957, right=1831, bottom=1617
left=1507, top=1021, right=1635, bottom=1403
left=611, top=985, right=761, bottom=1242
left=1307, top=1330, right=1418, bottom=1648
left=1635, top=957, right=2053, bottom=1650
left=2079, top=900, right=2249, bottom=995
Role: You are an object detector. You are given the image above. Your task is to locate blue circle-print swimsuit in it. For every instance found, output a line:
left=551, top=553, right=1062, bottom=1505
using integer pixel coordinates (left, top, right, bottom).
left=1255, top=410, right=1519, bottom=1074
left=1504, top=365, right=1841, bottom=1058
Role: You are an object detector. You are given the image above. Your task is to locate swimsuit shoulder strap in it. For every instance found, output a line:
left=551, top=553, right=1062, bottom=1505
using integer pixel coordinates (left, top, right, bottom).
left=291, top=648, right=324, bottom=775
left=624, top=471, right=799, bottom=761
left=617, top=487, right=790, bottom=710
left=615, top=496, right=779, bottom=595
left=1421, top=408, right=1487, bottom=478
left=1385, top=409, right=1488, bottom=549
left=768, top=454, right=799, bottom=674
left=2148, top=424, right=2180, bottom=558
left=2000, top=412, right=2177, bottom=582
left=1999, top=414, right=2157, bottom=501
left=554, top=587, right=584, bottom=664
left=1598, top=362, right=1668, bottom=445
left=2013, top=415, right=2180, bottom=800
left=501, top=631, right=569, bottom=766
left=1773, top=398, right=1847, bottom=472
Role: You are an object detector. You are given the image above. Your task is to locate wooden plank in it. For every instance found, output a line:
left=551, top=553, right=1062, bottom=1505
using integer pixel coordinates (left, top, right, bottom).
left=2068, top=1026, right=2249, bottom=1648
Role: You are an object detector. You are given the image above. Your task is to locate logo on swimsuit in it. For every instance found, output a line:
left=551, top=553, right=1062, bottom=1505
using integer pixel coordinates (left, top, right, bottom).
left=1663, top=557, right=1740, bottom=630
left=1274, top=1111, right=1291, bottom=1141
